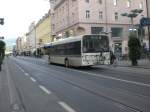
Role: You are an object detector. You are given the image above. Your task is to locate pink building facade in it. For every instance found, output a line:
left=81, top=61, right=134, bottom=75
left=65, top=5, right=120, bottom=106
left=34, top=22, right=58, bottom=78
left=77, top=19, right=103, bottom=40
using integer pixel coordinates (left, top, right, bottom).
left=50, top=0, right=148, bottom=56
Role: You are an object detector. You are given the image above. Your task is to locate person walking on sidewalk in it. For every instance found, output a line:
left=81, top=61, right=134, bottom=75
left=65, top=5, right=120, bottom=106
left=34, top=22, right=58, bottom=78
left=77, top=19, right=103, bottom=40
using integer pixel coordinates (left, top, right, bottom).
left=110, top=52, right=116, bottom=64
left=0, top=56, right=3, bottom=71
left=110, top=53, right=117, bottom=67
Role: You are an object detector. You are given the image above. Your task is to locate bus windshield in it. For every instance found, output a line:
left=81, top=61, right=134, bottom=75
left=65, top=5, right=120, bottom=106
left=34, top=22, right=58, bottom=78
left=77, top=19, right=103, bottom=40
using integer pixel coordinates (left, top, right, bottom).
left=83, top=35, right=109, bottom=53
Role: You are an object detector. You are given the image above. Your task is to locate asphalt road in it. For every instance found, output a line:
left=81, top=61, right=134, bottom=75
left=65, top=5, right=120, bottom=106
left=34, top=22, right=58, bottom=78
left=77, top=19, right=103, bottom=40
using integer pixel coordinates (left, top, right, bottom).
left=3, top=56, right=150, bottom=112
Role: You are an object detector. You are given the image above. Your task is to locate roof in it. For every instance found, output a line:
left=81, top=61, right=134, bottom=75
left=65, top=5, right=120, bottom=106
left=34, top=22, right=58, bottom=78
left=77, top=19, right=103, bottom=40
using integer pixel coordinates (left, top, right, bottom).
left=44, top=34, right=108, bottom=47
left=52, top=35, right=82, bottom=46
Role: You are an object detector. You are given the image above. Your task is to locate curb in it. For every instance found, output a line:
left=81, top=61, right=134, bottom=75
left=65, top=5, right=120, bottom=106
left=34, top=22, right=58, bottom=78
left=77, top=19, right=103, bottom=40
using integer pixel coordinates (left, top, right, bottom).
left=116, top=65, right=150, bottom=69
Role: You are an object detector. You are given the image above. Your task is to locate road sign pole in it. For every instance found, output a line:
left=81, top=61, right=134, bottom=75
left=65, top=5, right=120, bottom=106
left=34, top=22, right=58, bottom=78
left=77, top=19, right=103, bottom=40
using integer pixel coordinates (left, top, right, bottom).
left=148, top=26, right=150, bottom=52
left=140, top=18, right=150, bottom=53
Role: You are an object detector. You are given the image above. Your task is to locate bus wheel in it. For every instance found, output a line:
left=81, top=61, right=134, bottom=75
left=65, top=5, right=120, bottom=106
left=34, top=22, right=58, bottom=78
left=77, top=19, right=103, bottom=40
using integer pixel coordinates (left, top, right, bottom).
left=65, top=59, right=69, bottom=68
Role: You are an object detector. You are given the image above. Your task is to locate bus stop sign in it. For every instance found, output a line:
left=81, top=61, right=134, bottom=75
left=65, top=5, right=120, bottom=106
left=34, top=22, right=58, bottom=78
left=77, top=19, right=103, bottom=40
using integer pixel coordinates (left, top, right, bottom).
left=140, top=17, right=150, bottom=27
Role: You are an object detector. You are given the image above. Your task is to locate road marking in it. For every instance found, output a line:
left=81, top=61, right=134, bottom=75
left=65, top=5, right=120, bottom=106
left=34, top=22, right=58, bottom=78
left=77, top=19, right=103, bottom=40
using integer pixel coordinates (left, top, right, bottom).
left=30, top=77, right=36, bottom=82
left=58, top=101, right=76, bottom=112
left=16, top=65, right=25, bottom=73
left=12, top=103, right=20, bottom=111
left=69, top=68, right=150, bottom=87
left=25, top=73, right=29, bottom=76
left=15, top=60, right=150, bottom=87
left=19, top=67, right=25, bottom=73
left=39, top=85, right=51, bottom=94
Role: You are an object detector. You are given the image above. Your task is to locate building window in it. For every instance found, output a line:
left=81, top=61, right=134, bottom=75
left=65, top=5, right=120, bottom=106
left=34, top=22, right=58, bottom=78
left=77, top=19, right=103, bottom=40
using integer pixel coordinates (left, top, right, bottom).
left=115, top=12, right=118, bottom=21
left=111, top=27, right=123, bottom=37
left=99, top=11, right=103, bottom=19
left=113, top=0, right=117, bottom=6
left=127, top=0, right=131, bottom=7
left=85, top=0, right=89, bottom=3
left=91, top=27, right=104, bottom=34
left=86, top=10, right=90, bottom=19
left=139, top=2, right=143, bottom=9
left=98, top=0, right=102, bottom=4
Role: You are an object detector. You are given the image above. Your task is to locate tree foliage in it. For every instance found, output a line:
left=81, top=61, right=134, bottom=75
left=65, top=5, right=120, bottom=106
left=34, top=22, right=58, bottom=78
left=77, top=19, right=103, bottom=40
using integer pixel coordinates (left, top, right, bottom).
left=128, top=33, right=141, bottom=66
left=0, top=40, right=6, bottom=59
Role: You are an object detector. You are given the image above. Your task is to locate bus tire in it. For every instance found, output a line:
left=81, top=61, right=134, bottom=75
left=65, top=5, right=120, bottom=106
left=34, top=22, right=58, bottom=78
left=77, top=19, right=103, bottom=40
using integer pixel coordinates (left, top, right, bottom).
left=65, top=59, right=69, bottom=68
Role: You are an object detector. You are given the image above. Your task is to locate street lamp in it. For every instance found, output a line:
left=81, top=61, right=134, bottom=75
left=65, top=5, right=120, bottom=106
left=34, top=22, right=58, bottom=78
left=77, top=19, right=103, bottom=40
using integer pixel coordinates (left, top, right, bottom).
left=121, top=9, right=143, bottom=37
left=121, top=9, right=143, bottom=28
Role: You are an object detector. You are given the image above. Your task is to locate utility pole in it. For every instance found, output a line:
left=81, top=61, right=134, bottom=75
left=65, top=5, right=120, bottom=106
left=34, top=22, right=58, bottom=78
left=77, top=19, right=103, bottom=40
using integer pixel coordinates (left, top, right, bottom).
left=146, top=0, right=150, bottom=52
left=34, top=25, right=38, bottom=57
left=104, top=0, right=108, bottom=33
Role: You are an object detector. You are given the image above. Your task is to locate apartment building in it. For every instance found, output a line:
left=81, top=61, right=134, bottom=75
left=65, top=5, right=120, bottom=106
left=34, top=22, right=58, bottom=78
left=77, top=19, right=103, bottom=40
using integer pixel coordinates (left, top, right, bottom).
left=16, top=34, right=27, bottom=55
left=25, top=33, right=31, bottom=55
left=50, top=0, right=147, bottom=56
left=16, top=37, right=22, bottom=55
left=147, top=0, right=150, bottom=17
left=28, top=22, right=36, bottom=54
left=35, top=11, right=52, bottom=48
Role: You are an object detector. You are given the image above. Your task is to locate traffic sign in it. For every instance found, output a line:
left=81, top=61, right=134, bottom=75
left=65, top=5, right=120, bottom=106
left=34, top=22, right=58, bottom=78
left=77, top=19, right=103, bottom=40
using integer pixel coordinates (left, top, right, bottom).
left=0, top=18, right=4, bottom=25
left=0, top=36, right=4, bottom=39
left=140, top=17, right=150, bottom=27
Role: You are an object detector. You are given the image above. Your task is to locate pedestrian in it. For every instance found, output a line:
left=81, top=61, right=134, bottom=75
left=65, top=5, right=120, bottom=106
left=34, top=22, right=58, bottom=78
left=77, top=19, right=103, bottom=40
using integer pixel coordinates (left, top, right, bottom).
left=110, top=53, right=117, bottom=66
left=0, top=56, right=3, bottom=71
left=110, top=52, right=115, bottom=64
left=113, top=55, right=117, bottom=67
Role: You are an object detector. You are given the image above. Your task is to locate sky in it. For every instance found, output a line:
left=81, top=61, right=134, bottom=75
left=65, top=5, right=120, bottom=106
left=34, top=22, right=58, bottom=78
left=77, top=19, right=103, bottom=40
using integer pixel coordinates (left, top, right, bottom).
left=0, top=0, right=50, bottom=47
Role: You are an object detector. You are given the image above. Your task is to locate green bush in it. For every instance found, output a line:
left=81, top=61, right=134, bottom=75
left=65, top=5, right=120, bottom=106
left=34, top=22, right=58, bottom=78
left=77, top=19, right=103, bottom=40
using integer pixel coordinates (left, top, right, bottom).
left=128, top=33, right=141, bottom=66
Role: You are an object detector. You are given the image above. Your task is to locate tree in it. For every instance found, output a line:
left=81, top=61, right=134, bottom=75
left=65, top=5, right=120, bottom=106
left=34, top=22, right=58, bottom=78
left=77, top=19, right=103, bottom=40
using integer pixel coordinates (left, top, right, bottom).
left=128, top=33, right=141, bottom=66
left=0, top=40, right=5, bottom=59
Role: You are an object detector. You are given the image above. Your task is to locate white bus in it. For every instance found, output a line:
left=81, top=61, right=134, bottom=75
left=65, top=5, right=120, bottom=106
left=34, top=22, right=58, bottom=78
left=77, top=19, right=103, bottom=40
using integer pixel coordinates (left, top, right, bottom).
left=44, top=34, right=110, bottom=67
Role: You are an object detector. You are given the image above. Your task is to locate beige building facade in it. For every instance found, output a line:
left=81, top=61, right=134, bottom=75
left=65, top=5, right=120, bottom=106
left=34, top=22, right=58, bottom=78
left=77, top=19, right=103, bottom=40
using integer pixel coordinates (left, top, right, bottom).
left=21, top=34, right=28, bottom=54
left=35, top=11, right=52, bottom=48
left=50, top=0, right=147, bottom=56
left=28, top=22, right=36, bottom=53
left=16, top=34, right=28, bottom=55
left=16, top=37, right=22, bottom=55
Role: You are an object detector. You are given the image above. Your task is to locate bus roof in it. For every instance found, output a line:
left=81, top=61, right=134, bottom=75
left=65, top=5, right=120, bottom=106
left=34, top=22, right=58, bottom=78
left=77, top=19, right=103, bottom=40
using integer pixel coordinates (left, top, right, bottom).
left=52, top=35, right=82, bottom=46
left=44, top=34, right=108, bottom=47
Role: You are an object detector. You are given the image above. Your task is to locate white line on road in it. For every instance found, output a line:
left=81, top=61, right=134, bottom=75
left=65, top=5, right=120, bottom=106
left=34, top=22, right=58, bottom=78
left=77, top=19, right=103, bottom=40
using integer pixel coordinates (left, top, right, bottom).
left=16, top=64, right=25, bottom=73
left=25, top=73, right=29, bottom=76
left=19, top=68, right=25, bottom=73
left=39, top=85, right=51, bottom=94
left=58, top=101, right=76, bottom=112
left=69, top=68, right=150, bottom=87
left=30, top=77, right=36, bottom=82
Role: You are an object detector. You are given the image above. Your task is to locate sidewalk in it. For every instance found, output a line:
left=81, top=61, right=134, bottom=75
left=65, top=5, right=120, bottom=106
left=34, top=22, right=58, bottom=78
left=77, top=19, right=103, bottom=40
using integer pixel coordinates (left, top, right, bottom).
left=117, top=59, right=150, bottom=69
left=0, top=63, right=10, bottom=112
left=0, top=60, right=25, bottom=112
